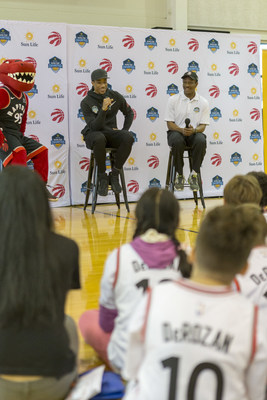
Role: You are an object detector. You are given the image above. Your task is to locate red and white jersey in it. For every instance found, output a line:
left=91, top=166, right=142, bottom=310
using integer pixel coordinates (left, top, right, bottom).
left=100, top=243, right=181, bottom=372
left=234, top=246, right=267, bottom=320
left=123, top=279, right=267, bottom=400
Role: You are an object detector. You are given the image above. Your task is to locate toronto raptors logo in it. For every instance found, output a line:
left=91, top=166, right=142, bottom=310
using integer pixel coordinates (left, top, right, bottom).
left=51, top=184, right=65, bottom=198
left=79, top=157, right=90, bottom=171
left=209, top=85, right=220, bottom=98
left=147, top=155, right=159, bottom=169
left=231, top=131, right=241, bottom=143
left=247, top=41, right=257, bottom=54
left=48, top=31, right=62, bottom=46
left=51, top=109, right=64, bottom=123
left=122, top=35, right=135, bottom=49
left=250, top=108, right=260, bottom=121
left=187, top=38, right=199, bottom=52
left=210, top=153, right=222, bottom=166
left=167, top=61, right=178, bottom=74
left=228, top=63, right=239, bottom=76
left=145, top=84, right=157, bottom=98
left=127, top=180, right=139, bottom=193
left=76, top=83, right=89, bottom=96
left=99, top=58, right=112, bottom=72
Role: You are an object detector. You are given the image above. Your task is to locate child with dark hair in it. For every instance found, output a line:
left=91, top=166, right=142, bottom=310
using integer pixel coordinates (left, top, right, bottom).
left=247, top=171, right=267, bottom=215
left=79, top=188, right=191, bottom=372
left=123, top=205, right=267, bottom=400
left=0, top=165, right=80, bottom=400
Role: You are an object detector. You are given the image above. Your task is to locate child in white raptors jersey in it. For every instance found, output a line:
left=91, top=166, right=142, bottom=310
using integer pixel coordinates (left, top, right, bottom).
left=233, top=204, right=267, bottom=323
left=79, top=188, right=191, bottom=372
left=123, top=205, right=267, bottom=400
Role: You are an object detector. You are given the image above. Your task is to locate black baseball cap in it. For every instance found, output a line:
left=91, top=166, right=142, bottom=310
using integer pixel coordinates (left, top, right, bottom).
left=181, top=71, right=198, bottom=82
left=91, top=68, right=109, bottom=81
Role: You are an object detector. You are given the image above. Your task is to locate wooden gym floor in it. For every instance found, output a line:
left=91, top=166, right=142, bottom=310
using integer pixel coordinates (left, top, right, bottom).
left=51, top=197, right=224, bottom=371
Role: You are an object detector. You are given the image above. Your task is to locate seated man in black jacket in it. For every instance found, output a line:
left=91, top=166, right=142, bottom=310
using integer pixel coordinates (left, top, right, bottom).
left=81, top=68, right=134, bottom=196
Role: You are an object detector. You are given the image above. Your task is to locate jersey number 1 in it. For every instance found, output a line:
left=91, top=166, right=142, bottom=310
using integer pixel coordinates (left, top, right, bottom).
left=162, top=356, right=223, bottom=400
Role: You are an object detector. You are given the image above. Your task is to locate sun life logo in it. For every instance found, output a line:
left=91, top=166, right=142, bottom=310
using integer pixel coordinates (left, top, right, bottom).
left=28, top=110, right=36, bottom=119
left=54, top=160, right=62, bottom=169
left=52, top=84, right=60, bottom=94
left=150, top=133, right=157, bottom=141
left=126, top=85, right=133, bottom=93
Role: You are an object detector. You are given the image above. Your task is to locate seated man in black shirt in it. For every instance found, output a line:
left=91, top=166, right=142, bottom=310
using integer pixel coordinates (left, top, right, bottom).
left=81, top=69, right=134, bottom=196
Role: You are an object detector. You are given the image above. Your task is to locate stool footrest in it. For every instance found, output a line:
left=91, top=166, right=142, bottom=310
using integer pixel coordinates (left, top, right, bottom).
left=84, top=148, right=130, bottom=213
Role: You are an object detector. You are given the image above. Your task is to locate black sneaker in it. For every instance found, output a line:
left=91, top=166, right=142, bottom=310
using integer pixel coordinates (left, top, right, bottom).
left=188, top=174, right=199, bottom=192
left=98, top=173, right=109, bottom=196
left=46, top=187, right=58, bottom=202
left=174, top=174, right=185, bottom=191
left=110, top=172, right=122, bottom=194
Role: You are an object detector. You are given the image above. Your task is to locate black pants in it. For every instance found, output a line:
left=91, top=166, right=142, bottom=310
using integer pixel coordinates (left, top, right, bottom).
left=83, top=130, right=134, bottom=174
left=167, top=130, right=206, bottom=175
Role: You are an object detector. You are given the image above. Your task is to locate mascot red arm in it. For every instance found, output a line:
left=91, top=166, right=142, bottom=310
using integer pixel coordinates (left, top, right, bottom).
left=0, top=59, right=57, bottom=201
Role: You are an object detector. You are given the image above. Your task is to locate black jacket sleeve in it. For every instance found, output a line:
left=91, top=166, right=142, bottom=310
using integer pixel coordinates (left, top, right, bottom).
left=117, top=92, right=134, bottom=130
left=81, top=97, right=108, bottom=132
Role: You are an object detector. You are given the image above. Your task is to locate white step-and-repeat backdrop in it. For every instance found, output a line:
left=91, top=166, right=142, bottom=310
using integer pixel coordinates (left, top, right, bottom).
left=0, top=20, right=263, bottom=206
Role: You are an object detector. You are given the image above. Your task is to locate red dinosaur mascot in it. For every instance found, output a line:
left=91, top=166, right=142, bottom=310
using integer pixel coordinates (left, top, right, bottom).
left=0, top=59, right=57, bottom=201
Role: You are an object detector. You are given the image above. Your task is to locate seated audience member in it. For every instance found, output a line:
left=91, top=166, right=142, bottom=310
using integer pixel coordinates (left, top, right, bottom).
left=233, top=204, right=267, bottom=320
left=123, top=205, right=267, bottom=400
left=0, top=166, right=80, bottom=400
left=247, top=171, right=267, bottom=217
left=79, top=188, right=191, bottom=372
left=224, top=174, right=262, bottom=205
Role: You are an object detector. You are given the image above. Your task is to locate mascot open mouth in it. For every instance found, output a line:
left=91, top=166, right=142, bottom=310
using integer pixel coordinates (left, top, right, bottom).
left=0, top=59, right=36, bottom=92
left=7, top=72, right=35, bottom=84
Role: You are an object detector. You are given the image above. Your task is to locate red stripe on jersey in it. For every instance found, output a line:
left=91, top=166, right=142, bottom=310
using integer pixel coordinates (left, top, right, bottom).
left=175, top=278, right=233, bottom=294
left=233, top=278, right=241, bottom=292
left=2, top=152, right=14, bottom=167
left=250, top=305, right=258, bottom=363
left=112, top=248, right=120, bottom=289
left=141, top=287, right=152, bottom=342
left=26, top=145, right=47, bottom=160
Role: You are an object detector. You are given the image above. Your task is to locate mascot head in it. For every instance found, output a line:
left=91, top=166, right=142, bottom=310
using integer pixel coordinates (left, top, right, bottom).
left=0, top=59, right=36, bottom=93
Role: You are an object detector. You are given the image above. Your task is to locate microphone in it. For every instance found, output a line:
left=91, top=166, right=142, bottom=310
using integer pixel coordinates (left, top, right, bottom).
left=185, top=118, right=190, bottom=128
left=104, top=96, right=115, bottom=110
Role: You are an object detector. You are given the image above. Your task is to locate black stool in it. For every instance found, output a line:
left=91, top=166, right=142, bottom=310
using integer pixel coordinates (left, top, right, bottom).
left=165, top=146, right=205, bottom=208
left=84, top=148, right=130, bottom=214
